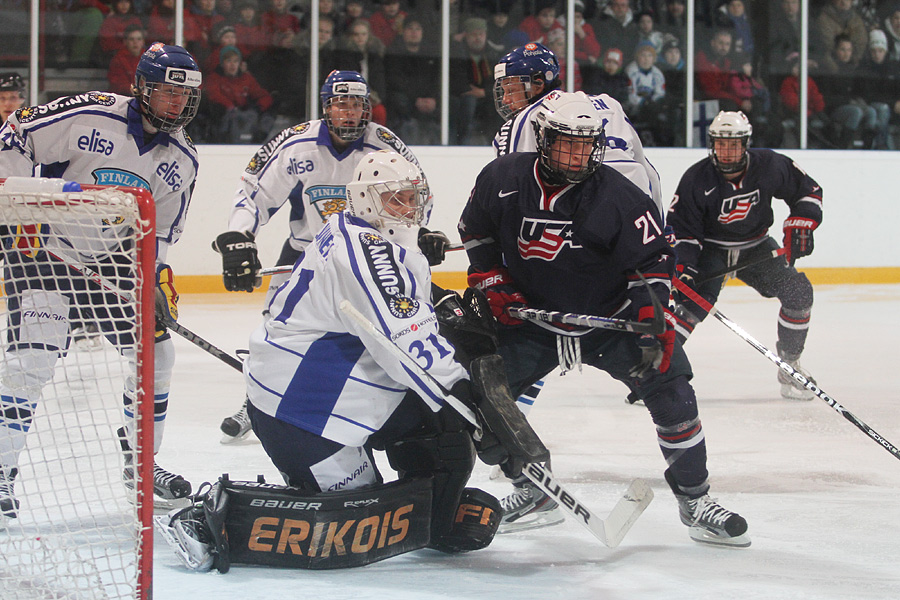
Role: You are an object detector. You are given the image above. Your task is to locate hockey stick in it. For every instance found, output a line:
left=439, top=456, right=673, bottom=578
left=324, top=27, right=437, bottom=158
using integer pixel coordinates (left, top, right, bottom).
left=259, top=244, right=465, bottom=277
left=695, top=248, right=787, bottom=285
left=42, top=248, right=245, bottom=373
left=339, top=300, right=654, bottom=548
left=673, top=278, right=900, bottom=462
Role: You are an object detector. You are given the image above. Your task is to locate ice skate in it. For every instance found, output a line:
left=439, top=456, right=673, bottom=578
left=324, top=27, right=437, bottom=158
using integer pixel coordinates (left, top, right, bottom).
left=498, top=477, right=564, bottom=533
left=71, top=322, right=103, bottom=351
left=118, top=427, right=192, bottom=509
left=154, top=503, right=215, bottom=571
left=777, top=343, right=815, bottom=400
left=219, top=398, right=252, bottom=443
left=666, top=470, right=750, bottom=547
left=0, top=467, right=19, bottom=524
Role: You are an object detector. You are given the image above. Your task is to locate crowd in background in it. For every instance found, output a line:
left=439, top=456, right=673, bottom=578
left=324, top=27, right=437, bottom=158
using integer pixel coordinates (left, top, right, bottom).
left=3, top=0, right=900, bottom=148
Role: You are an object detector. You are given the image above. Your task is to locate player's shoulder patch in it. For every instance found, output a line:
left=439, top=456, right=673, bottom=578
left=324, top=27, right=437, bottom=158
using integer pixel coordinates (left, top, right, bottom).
left=356, top=230, right=420, bottom=319
left=245, top=121, right=313, bottom=175
left=15, top=92, right=118, bottom=124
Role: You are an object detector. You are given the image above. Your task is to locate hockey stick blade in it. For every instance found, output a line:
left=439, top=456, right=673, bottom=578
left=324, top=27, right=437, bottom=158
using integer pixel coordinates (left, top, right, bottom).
left=696, top=248, right=787, bottom=285
left=340, top=300, right=653, bottom=547
left=261, top=244, right=465, bottom=277
left=673, top=278, right=900, bottom=463
left=522, top=463, right=653, bottom=548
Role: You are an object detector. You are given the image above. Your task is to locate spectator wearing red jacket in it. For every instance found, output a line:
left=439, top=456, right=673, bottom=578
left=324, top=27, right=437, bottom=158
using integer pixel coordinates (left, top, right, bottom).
left=97, top=0, right=143, bottom=55
left=368, top=0, right=406, bottom=48
left=204, top=45, right=275, bottom=142
left=107, top=24, right=146, bottom=95
left=261, top=0, right=301, bottom=44
left=695, top=27, right=743, bottom=109
left=518, top=3, right=563, bottom=45
left=233, top=0, right=268, bottom=58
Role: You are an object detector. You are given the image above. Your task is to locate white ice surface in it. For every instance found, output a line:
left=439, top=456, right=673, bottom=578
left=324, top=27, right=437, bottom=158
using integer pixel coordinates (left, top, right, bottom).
left=151, top=284, right=900, bottom=600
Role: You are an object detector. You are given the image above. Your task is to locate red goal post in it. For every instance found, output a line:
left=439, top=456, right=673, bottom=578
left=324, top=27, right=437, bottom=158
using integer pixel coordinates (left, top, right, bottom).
left=0, top=178, right=156, bottom=600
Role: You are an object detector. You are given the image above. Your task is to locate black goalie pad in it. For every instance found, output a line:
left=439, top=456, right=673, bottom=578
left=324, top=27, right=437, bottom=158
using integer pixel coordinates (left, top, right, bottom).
left=469, top=354, right=550, bottom=472
left=214, top=475, right=433, bottom=570
left=433, top=284, right=498, bottom=367
left=429, top=488, right=501, bottom=554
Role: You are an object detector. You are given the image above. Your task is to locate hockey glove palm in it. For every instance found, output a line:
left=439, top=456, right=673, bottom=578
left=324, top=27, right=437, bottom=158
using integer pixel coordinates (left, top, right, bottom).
left=783, top=217, right=818, bottom=266
left=213, top=231, right=262, bottom=292
left=467, top=267, right=528, bottom=326
left=418, top=227, right=452, bottom=266
left=155, top=264, right=178, bottom=338
left=629, top=305, right=676, bottom=378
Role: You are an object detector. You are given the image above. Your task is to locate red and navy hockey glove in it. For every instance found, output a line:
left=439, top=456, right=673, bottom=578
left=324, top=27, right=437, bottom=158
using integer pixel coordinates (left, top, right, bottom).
left=467, top=267, right=527, bottom=326
left=673, top=263, right=699, bottom=304
left=782, top=217, right=818, bottom=267
left=629, top=305, right=677, bottom=378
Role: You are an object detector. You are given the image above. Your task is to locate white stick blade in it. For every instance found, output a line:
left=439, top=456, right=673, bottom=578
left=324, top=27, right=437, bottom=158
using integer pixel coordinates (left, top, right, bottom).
left=602, top=478, right=654, bottom=549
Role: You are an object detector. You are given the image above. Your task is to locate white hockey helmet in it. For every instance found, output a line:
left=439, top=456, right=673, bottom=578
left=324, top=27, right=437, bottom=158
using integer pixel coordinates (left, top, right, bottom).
left=532, top=90, right=606, bottom=184
left=708, top=110, right=752, bottom=174
left=346, top=151, right=429, bottom=247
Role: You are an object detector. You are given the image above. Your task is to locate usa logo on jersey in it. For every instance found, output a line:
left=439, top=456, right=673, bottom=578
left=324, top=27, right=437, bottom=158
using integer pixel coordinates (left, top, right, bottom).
left=517, top=217, right=582, bottom=261
left=718, top=190, right=760, bottom=224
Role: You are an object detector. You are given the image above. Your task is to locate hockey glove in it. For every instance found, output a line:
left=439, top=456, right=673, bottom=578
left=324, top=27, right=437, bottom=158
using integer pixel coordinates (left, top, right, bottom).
left=155, top=264, right=178, bottom=338
left=672, top=263, right=699, bottom=305
left=782, top=217, right=818, bottom=267
left=213, top=231, right=262, bottom=292
left=629, top=305, right=676, bottom=378
left=433, top=285, right=498, bottom=366
left=418, top=227, right=452, bottom=266
left=467, top=267, right=527, bottom=326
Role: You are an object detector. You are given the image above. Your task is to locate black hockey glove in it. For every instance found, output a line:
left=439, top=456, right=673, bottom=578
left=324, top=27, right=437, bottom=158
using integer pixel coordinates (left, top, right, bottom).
left=417, top=227, right=452, bottom=266
left=213, top=231, right=262, bottom=292
left=783, top=217, right=818, bottom=266
left=433, top=285, right=498, bottom=367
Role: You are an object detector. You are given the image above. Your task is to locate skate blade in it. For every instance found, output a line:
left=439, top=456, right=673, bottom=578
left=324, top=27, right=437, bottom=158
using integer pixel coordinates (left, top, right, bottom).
left=780, top=383, right=814, bottom=401
left=153, top=495, right=192, bottom=513
left=219, top=430, right=254, bottom=445
left=688, top=526, right=751, bottom=548
left=498, top=507, right=565, bottom=534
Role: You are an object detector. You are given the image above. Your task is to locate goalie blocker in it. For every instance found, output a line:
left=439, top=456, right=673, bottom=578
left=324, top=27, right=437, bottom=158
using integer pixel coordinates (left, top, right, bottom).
left=155, top=474, right=502, bottom=572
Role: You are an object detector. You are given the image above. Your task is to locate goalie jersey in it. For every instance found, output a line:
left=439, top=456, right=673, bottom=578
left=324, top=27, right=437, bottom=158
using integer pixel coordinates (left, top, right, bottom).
left=244, top=212, right=468, bottom=447
left=0, top=92, right=198, bottom=263
left=227, top=120, right=422, bottom=253
left=492, top=92, right=663, bottom=220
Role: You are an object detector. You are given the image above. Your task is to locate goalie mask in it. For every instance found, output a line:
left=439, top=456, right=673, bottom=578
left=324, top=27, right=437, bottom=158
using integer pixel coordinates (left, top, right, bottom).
left=708, top=110, right=752, bottom=175
left=346, top=151, right=428, bottom=248
left=320, top=70, right=372, bottom=143
left=133, top=43, right=202, bottom=134
left=532, top=91, right=606, bottom=185
left=492, top=43, right=560, bottom=121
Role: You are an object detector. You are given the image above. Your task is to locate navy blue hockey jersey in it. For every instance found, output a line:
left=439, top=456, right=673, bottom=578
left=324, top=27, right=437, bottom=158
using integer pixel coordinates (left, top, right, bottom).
left=667, top=148, right=823, bottom=269
left=459, top=153, right=674, bottom=326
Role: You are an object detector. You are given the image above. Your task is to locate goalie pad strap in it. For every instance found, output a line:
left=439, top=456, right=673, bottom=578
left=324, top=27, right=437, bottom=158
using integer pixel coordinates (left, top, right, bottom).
left=217, top=475, right=433, bottom=570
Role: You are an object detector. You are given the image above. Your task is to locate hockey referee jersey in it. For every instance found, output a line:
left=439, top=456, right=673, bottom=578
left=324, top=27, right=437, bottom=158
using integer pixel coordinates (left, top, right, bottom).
left=245, top=212, right=468, bottom=447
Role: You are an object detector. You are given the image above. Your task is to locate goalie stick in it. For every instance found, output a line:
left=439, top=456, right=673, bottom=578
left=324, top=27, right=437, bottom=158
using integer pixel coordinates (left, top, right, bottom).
left=695, top=248, right=787, bottom=285
left=339, top=300, right=654, bottom=548
left=259, top=244, right=465, bottom=277
left=673, top=278, right=900, bottom=462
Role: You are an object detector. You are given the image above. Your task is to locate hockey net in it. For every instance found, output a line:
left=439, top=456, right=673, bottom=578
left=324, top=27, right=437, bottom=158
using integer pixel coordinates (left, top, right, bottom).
left=0, top=179, right=156, bottom=600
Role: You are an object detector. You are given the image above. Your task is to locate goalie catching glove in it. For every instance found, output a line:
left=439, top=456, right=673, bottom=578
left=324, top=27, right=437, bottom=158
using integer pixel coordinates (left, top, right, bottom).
left=155, top=264, right=178, bottom=338
left=213, top=231, right=262, bottom=292
left=629, top=305, right=676, bottom=378
left=782, top=217, right=818, bottom=266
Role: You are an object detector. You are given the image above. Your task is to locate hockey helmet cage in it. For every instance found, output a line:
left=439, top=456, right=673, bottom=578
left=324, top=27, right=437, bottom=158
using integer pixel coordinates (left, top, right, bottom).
left=346, top=151, right=429, bottom=248
left=493, top=43, right=560, bottom=120
left=134, top=43, right=202, bottom=133
left=320, top=70, right=372, bottom=142
left=532, top=91, right=606, bottom=185
left=0, top=73, right=25, bottom=94
left=708, top=110, right=752, bottom=174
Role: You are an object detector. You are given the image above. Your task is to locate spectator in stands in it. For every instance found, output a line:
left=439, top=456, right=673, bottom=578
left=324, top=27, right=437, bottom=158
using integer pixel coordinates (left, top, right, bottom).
left=696, top=27, right=741, bottom=107
left=779, top=52, right=828, bottom=144
left=485, top=1, right=526, bottom=54
left=368, top=0, right=406, bottom=48
left=148, top=0, right=179, bottom=44
left=767, top=0, right=820, bottom=88
left=204, top=45, right=275, bottom=142
left=635, top=9, right=664, bottom=55
left=626, top=41, right=666, bottom=144
left=545, top=28, right=583, bottom=91
left=587, top=47, right=631, bottom=104
left=817, top=33, right=877, bottom=148
left=815, top=0, right=867, bottom=67
left=218, top=0, right=237, bottom=23
left=658, top=36, right=686, bottom=145
left=205, top=23, right=238, bottom=71
left=449, top=17, right=500, bottom=145
left=595, top=0, right=639, bottom=65
left=858, top=29, right=899, bottom=148
left=188, top=0, right=226, bottom=62
left=384, top=16, right=440, bottom=144
left=330, top=18, right=388, bottom=125
left=518, top=1, right=563, bottom=45
left=107, top=24, right=146, bottom=95
left=0, top=73, right=26, bottom=124
left=716, top=0, right=753, bottom=56
left=883, top=3, right=900, bottom=63
left=559, top=0, right=601, bottom=65
left=233, top=0, right=267, bottom=58
left=658, top=0, right=686, bottom=41
left=97, top=0, right=143, bottom=58
left=262, top=0, right=301, bottom=44
left=250, top=28, right=307, bottom=125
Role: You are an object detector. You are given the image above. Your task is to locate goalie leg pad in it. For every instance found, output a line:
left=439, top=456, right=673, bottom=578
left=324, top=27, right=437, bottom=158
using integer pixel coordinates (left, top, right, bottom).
left=429, top=488, right=501, bottom=554
left=217, top=475, right=433, bottom=570
left=470, top=354, right=550, bottom=464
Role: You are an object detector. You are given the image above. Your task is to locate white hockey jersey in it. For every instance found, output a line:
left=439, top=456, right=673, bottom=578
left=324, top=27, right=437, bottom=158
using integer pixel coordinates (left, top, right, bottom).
left=0, top=92, right=198, bottom=264
left=227, top=120, right=421, bottom=253
left=245, top=212, right=468, bottom=447
left=492, top=92, right=664, bottom=220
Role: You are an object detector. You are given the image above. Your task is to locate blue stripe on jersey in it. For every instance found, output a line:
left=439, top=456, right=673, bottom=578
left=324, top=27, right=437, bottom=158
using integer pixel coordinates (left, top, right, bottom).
left=338, top=215, right=391, bottom=333
left=26, top=109, right=128, bottom=135
left=276, top=331, right=367, bottom=434
left=512, top=103, right=541, bottom=150
left=273, top=267, right=314, bottom=323
left=287, top=180, right=306, bottom=222
left=400, top=363, right=446, bottom=408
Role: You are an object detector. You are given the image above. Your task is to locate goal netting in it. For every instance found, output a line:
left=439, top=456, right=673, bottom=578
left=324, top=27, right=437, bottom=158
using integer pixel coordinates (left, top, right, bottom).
left=0, top=178, right=156, bottom=600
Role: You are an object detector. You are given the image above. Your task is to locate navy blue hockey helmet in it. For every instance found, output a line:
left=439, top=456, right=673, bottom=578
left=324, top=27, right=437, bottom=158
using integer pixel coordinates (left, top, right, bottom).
left=0, top=73, right=25, bottom=94
left=493, top=43, right=561, bottom=120
left=320, top=70, right=372, bottom=142
left=708, top=110, right=752, bottom=175
left=133, top=43, right=202, bottom=134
